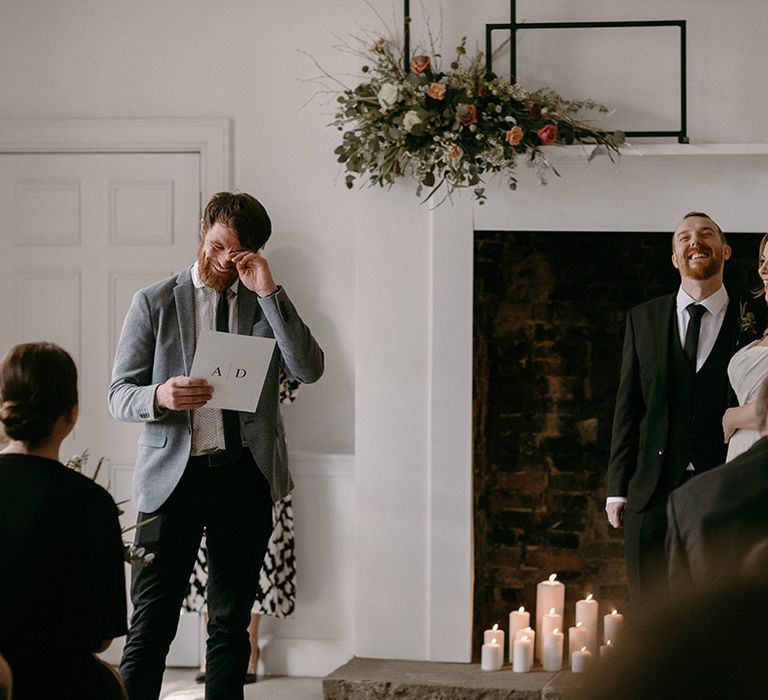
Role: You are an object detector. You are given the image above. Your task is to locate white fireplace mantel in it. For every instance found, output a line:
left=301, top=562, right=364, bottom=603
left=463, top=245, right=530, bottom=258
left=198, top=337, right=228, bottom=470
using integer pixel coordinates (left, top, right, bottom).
left=353, top=143, right=768, bottom=663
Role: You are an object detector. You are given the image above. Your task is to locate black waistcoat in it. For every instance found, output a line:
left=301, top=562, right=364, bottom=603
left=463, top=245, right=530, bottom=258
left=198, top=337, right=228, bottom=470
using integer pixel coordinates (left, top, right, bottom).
left=665, top=310, right=732, bottom=486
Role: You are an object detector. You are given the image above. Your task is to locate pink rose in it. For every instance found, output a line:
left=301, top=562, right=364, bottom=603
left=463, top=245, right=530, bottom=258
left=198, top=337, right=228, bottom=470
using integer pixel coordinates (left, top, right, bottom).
left=445, top=144, right=463, bottom=160
left=537, top=124, right=558, bottom=145
left=411, top=55, right=431, bottom=75
left=458, top=103, right=477, bottom=126
left=505, top=126, right=524, bottom=146
left=426, top=82, right=446, bottom=100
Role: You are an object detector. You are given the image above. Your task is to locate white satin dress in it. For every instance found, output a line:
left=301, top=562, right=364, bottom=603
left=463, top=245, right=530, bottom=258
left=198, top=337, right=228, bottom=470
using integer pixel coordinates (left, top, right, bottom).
left=726, top=340, right=768, bottom=461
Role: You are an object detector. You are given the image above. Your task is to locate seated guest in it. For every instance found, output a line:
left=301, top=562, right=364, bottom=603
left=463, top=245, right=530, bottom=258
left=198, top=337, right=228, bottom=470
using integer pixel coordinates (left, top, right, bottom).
left=572, top=576, right=768, bottom=700
left=666, top=375, right=768, bottom=596
left=0, top=651, right=11, bottom=700
left=0, top=342, right=127, bottom=700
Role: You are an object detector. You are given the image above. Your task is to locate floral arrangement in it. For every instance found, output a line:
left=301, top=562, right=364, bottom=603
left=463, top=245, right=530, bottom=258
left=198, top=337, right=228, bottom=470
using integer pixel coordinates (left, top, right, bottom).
left=67, top=449, right=155, bottom=568
left=327, top=33, right=624, bottom=204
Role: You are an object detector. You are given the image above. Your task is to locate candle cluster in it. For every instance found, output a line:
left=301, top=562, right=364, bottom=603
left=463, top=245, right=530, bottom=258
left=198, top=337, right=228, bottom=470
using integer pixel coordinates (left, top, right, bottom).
left=479, top=574, right=625, bottom=673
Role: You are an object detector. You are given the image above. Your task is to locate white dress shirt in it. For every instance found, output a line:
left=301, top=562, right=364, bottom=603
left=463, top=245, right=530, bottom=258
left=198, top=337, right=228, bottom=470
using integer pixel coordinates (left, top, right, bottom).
left=190, top=262, right=239, bottom=456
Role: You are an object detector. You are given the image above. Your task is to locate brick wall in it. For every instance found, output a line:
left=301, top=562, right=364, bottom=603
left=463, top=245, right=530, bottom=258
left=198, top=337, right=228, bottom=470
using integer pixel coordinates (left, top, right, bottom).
left=471, top=229, right=764, bottom=656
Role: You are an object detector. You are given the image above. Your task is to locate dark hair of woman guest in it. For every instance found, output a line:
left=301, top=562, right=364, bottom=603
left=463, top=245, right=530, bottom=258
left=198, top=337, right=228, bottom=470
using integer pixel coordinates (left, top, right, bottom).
left=0, top=341, right=78, bottom=447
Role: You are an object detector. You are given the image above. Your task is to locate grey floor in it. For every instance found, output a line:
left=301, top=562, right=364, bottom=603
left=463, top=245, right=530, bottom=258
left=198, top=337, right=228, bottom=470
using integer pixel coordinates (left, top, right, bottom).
left=160, top=667, right=323, bottom=699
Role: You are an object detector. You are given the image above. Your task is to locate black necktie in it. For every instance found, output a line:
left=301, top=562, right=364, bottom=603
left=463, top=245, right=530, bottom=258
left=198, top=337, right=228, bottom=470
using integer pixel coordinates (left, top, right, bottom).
left=684, top=303, right=706, bottom=369
left=216, top=290, right=243, bottom=462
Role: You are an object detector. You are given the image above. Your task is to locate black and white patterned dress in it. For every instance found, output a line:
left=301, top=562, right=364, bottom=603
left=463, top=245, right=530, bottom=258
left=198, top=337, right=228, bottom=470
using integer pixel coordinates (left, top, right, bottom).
left=182, top=371, right=300, bottom=618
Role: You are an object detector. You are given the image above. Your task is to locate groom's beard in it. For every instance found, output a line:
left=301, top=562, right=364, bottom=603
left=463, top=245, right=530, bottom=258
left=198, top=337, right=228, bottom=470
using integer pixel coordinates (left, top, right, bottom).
left=198, top=245, right=238, bottom=292
left=678, top=245, right=723, bottom=281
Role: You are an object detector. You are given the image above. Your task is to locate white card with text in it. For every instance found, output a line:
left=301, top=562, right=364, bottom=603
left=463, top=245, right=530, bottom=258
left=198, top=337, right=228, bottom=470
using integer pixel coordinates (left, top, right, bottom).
left=189, top=330, right=277, bottom=412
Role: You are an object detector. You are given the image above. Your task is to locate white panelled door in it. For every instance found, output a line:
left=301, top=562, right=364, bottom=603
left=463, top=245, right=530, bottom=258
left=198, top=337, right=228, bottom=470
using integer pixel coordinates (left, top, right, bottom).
left=0, top=152, right=199, bottom=501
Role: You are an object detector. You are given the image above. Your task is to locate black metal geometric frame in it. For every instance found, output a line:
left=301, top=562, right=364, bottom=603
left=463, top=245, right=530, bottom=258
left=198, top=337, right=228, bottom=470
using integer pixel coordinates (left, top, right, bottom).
left=402, top=0, right=688, bottom=142
left=483, top=1, right=689, bottom=143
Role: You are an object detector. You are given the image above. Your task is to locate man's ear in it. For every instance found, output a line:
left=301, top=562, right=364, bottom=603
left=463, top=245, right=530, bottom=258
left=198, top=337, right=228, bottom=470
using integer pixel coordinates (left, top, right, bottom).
left=723, top=244, right=732, bottom=262
left=671, top=252, right=680, bottom=270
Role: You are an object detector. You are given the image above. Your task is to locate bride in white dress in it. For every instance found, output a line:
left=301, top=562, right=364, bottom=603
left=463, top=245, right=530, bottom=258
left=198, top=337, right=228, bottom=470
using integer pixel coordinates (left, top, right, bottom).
left=723, top=233, right=768, bottom=461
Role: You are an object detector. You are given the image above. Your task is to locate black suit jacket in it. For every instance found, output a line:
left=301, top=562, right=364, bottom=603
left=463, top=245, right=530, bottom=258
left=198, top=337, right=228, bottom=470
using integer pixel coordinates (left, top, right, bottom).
left=607, top=292, right=738, bottom=512
left=666, top=437, right=768, bottom=595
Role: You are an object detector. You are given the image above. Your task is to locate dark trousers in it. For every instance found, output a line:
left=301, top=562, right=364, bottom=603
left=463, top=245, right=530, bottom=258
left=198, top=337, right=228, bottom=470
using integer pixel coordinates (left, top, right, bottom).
left=623, top=470, right=695, bottom=607
left=119, top=451, right=273, bottom=700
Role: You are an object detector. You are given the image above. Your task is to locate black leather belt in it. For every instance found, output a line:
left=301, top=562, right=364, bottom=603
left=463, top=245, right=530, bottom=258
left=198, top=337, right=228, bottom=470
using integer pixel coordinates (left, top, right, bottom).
left=188, top=452, right=230, bottom=467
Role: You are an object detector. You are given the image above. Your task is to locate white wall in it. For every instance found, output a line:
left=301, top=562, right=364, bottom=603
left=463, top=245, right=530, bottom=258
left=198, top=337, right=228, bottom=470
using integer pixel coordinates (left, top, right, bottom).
left=3, top=0, right=768, bottom=676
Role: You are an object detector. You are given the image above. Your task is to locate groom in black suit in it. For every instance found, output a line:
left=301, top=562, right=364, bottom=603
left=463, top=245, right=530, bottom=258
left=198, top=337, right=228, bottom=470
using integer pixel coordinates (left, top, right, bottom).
left=605, top=212, right=737, bottom=602
left=666, top=375, right=768, bottom=595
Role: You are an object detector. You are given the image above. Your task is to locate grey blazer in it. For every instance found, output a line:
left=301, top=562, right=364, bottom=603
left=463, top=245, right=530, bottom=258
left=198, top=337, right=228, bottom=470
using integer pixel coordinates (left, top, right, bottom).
left=108, top=266, right=324, bottom=513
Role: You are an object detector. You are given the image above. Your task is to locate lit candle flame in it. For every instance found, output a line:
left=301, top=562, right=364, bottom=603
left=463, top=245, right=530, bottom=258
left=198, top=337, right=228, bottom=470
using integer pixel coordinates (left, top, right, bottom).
left=606, top=639, right=613, bottom=646
left=518, top=606, right=525, bottom=613
left=548, top=573, right=557, bottom=583
left=492, top=623, right=498, bottom=631
left=586, top=593, right=594, bottom=602
left=548, top=607, right=555, bottom=615
left=553, top=628, right=559, bottom=634
left=576, top=621, right=583, bottom=628
left=611, top=609, right=618, bottom=615
left=580, top=646, right=587, bottom=653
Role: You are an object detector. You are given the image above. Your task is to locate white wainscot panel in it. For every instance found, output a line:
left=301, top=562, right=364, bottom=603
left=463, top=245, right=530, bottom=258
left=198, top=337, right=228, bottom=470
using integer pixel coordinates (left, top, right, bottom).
left=109, top=179, right=174, bottom=246
left=259, top=451, right=355, bottom=678
left=15, top=268, right=80, bottom=362
left=14, top=179, right=81, bottom=246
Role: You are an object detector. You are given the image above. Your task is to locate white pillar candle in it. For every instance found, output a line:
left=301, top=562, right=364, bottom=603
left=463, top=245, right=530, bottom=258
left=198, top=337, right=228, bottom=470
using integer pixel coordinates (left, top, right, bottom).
left=568, top=622, right=587, bottom=665
left=571, top=646, right=593, bottom=673
left=603, top=610, right=624, bottom=644
left=575, top=593, right=599, bottom=655
left=535, top=574, right=565, bottom=660
left=513, top=634, right=533, bottom=673
left=508, top=607, right=530, bottom=663
left=542, top=607, right=562, bottom=639
left=515, top=626, right=536, bottom=649
left=600, top=639, right=616, bottom=659
left=483, top=622, right=505, bottom=650
left=542, top=627, right=564, bottom=672
left=481, top=638, right=503, bottom=671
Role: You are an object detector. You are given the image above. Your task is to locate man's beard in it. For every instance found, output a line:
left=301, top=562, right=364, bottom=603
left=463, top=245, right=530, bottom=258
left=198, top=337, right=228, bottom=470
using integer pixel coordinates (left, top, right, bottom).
left=198, top=247, right=238, bottom=292
left=679, top=247, right=723, bottom=281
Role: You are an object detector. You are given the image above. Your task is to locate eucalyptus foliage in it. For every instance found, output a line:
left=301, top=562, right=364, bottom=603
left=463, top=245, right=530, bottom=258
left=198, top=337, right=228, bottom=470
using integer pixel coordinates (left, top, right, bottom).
left=329, top=35, right=624, bottom=204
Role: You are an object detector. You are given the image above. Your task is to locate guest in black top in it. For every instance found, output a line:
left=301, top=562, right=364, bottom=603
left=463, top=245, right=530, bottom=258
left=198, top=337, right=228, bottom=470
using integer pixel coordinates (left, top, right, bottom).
left=0, top=342, right=127, bottom=700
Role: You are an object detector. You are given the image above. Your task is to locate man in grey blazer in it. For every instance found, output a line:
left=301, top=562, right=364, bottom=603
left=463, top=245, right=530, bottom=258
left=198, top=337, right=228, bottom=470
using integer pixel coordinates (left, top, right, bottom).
left=109, top=192, right=323, bottom=700
left=667, top=376, right=768, bottom=596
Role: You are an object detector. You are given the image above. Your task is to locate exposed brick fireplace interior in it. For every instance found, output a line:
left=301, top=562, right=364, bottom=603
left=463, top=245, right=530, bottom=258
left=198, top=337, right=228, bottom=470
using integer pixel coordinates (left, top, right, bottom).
left=472, top=229, right=764, bottom=657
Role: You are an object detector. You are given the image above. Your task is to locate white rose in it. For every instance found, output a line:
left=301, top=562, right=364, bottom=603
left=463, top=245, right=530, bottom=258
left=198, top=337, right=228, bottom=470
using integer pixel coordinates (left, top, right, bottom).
left=377, top=82, right=401, bottom=110
left=402, top=110, right=423, bottom=133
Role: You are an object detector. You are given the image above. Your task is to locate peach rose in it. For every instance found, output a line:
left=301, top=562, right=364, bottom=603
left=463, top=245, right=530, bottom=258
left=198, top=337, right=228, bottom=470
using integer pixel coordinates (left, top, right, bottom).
left=369, top=37, right=386, bottom=53
left=458, top=103, right=477, bottom=126
left=411, top=55, right=431, bottom=75
left=426, top=82, right=446, bottom=100
left=537, top=124, right=558, bottom=145
left=505, top=126, right=524, bottom=146
left=445, top=144, right=463, bottom=160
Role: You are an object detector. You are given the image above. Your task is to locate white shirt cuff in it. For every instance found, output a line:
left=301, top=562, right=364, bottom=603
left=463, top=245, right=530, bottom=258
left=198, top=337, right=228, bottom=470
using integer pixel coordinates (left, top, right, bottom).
left=606, top=496, right=628, bottom=505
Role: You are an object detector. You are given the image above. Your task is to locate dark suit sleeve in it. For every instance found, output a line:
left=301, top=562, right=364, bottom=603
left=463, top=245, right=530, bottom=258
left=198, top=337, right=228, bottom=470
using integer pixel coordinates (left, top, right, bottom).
left=606, top=309, right=644, bottom=498
left=666, top=491, right=693, bottom=597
